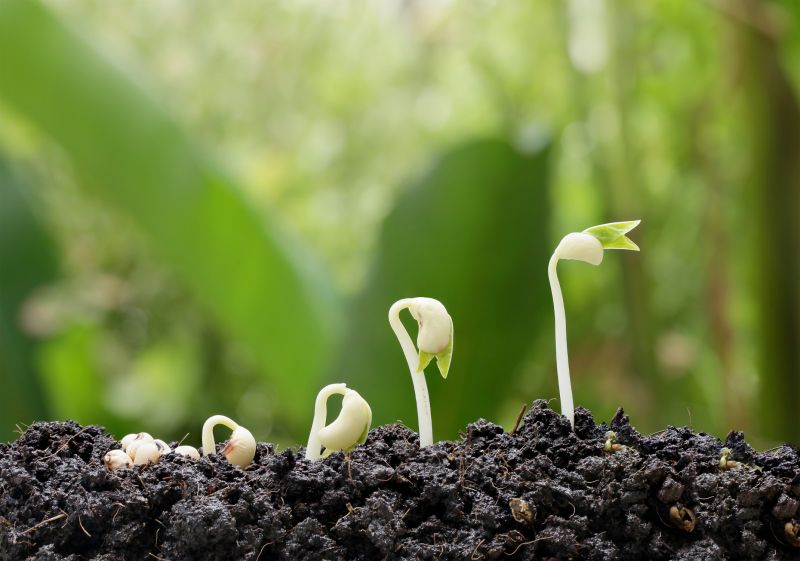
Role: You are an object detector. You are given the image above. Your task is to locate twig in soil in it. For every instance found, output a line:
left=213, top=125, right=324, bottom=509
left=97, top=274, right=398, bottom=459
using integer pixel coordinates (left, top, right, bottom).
left=645, top=429, right=668, bottom=438
left=686, top=407, right=693, bottom=429
left=459, top=427, right=473, bottom=486
left=504, top=538, right=545, bottom=556
left=43, top=426, right=91, bottom=459
left=255, top=541, right=273, bottom=561
left=147, top=553, right=171, bottom=561
left=78, top=516, right=92, bottom=538
left=511, top=404, right=527, bottom=434
left=111, top=503, right=125, bottom=524
left=19, top=513, right=67, bottom=535
left=469, top=538, right=485, bottom=560
left=331, top=503, right=358, bottom=530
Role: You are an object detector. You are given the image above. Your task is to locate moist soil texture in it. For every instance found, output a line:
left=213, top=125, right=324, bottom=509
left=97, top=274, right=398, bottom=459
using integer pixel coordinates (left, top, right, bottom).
left=1, top=400, right=800, bottom=561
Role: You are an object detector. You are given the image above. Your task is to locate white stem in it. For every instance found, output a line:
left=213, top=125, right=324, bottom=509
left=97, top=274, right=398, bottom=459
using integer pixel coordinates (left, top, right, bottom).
left=389, top=299, right=434, bottom=447
left=548, top=254, right=575, bottom=428
left=202, top=414, right=239, bottom=457
left=306, top=383, right=347, bottom=460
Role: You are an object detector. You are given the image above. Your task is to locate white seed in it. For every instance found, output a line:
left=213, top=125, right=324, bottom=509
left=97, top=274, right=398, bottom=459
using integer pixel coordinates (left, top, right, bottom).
left=133, top=441, right=161, bottom=465
left=104, top=449, right=132, bottom=470
left=174, top=445, right=200, bottom=460
left=154, top=439, right=172, bottom=454
left=126, top=437, right=155, bottom=460
left=121, top=432, right=153, bottom=452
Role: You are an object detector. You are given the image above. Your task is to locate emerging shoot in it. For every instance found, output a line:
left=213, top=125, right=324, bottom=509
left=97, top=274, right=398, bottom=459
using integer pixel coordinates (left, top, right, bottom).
left=201, top=415, right=256, bottom=469
left=389, top=297, right=453, bottom=448
left=549, top=220, right=641, bottom=429
left=306, top=383, right=372, bottom=461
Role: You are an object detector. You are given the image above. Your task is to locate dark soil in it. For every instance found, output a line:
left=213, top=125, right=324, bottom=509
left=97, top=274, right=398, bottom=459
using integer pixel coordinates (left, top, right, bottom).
left=2, top=401, right=800, bottom=560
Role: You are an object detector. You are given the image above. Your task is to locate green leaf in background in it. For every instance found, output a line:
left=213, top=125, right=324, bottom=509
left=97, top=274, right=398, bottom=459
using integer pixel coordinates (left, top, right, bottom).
left=0, top=0, right=339, bottom=431
left=330, top=138, right=551, bottom=440
left=0, top=155, right=59, bottom=440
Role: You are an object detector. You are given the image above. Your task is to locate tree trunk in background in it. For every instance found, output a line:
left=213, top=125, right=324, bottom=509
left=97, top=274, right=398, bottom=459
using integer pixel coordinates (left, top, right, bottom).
left=729, top=1, right=800, bottom=444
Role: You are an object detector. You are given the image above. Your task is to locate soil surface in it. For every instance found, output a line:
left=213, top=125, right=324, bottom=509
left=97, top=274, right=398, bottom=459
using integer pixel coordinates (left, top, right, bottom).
left=1, top=400, right=799, bottom=560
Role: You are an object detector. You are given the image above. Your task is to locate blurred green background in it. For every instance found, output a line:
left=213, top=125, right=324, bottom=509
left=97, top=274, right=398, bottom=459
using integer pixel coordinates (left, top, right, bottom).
left=1, top=0, right=799, bottom=448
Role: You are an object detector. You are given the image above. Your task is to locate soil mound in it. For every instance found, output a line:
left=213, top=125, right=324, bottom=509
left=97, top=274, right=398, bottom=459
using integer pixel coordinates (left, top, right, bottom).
left=1, top=400, right=799, bottom=560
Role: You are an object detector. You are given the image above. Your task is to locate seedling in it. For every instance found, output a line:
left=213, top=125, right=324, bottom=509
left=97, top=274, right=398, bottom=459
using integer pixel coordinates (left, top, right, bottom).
left=603, top=431, right=624, bottom=453
left=719, top=447, right=739, bottom=469
left=388, top=297, right=453, bottom=448
left=306, top=383, right=372, bottom=461
left=548, top=221, right=640, bottom=428
left=201, top=415, right=256, bottom=468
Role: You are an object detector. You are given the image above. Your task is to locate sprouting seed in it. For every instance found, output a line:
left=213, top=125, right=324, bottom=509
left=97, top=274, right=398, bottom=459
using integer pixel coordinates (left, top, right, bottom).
left=201, top=415, right=256, bottom=469
left=388, top=297, right=453, bottom=448
left=306, top=383, right=372, bottom=461
left=604, top=431, right=624, bottom=453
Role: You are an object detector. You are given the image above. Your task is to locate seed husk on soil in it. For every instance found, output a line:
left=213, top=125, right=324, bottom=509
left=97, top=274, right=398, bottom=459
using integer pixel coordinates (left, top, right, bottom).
left=1, top=400, right=799, bottom=560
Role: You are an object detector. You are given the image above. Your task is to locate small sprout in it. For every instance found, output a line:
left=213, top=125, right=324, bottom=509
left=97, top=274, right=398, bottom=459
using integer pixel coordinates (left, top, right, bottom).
left=132, top=441, right=161, bottom=466
left=604, top=431, right=624, bottom=453
left=548, top=220, right=640, bottom=429
left=718, top=447, right=740, bottom=469
left=120, top=432, right=152, bottom=451
left=389, top=297, right=454, bottom=448
left=306, top=383, right=372, bottom=461
left=201, top=414, right=256, bottom=469
left=509, top=498, right=536, bottom=525
left=174, top=445, right=200, bottom=460
left=104, top=449, right=132, bottom=470
left=669, top=505, right=696, bottom=532
left=785, top=521, right=800, bottom=547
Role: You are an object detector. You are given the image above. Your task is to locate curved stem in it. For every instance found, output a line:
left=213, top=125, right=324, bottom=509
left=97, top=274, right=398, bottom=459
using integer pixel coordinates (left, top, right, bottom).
left=202, top=414, right=239, bottom=457
left=306, top=383, right=347, bottom=460
left=548, top=255, right=575, bottom=428
left=389, top=299, right=433, bottom=447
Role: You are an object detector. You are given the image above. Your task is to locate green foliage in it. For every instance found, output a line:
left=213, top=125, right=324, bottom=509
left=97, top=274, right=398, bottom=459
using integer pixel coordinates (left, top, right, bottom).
left=583, top=221, right=641, bottom=251
left=0, top=0, right=798, bottom=447
left=330, top=139, right=551, bottom=440
left=0, top=156, right=59, bottom=437
left=0, top=0, right=339, bottom=432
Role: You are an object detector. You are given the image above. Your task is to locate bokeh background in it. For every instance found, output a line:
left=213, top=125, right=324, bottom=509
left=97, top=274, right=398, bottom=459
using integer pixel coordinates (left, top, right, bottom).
left=1, top=0, right=799, bottom=448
